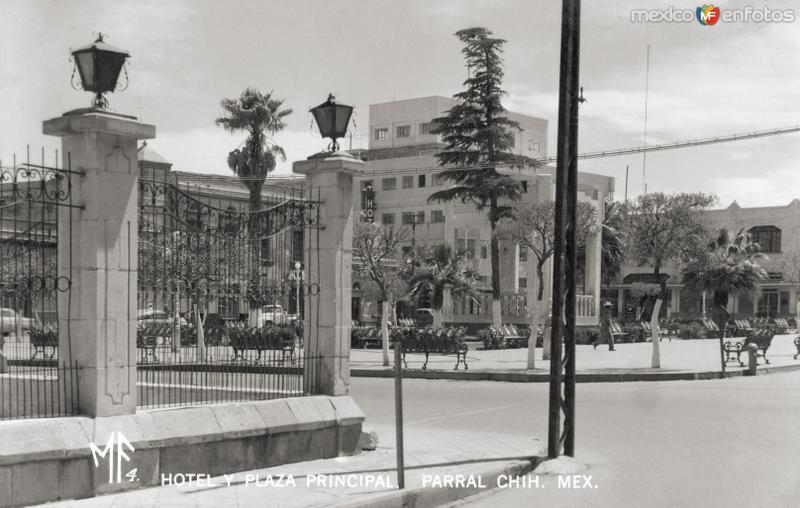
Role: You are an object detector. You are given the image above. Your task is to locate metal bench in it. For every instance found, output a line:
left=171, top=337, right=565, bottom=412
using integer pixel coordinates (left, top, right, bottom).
left=228, top=324, right=296, bottom=363
left=723, top=329, right=775, bottom=366
left=30, top=326, right=58, bottom=360
left=399, top=327, right=468, bottom=370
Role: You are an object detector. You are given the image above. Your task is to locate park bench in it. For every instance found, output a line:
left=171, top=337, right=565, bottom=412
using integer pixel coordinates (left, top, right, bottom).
left=774, top=318, right=792, bottom=334
left=723, top=328, right=775, bottom=366
left=136, top=324, right=170, bottom=363
left=351, top=325, right=382, bottom=349
left=639, top=321, right=669, bottom=342
left=698, top=318, right=722, bottom=339
left=732, top=319, right=754, bottom=337
left=481, top=324, right=527, bottom=349
left=228, top=324, right=296, bottom=363
left=30, top=326, right=58, bottom=360
left=398, top=326, right=469, bottom=370
left=609, top=320, right=629, bottom=343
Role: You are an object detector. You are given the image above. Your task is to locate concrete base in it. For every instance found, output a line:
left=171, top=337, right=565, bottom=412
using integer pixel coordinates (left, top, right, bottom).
left=0, top=395, right=363, bottom=507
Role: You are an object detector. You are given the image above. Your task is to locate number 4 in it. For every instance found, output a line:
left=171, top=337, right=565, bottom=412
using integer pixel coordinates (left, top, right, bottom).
left=125, top=468, right=139, bottom=483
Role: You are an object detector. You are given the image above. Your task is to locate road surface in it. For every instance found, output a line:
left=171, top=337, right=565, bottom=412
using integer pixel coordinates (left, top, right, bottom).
left=351, top=372, right=800, bottom=507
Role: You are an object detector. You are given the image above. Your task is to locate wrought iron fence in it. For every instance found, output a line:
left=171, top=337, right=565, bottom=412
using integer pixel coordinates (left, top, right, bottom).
left=0, top=147, right=79, bottom=420
left=136, top=169, right=322, bottom=408
left=0, top=360, right=80, bottom=420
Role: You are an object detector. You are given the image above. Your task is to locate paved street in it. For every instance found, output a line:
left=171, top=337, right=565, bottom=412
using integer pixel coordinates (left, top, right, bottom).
left=351, top=372, right=800, bottom=507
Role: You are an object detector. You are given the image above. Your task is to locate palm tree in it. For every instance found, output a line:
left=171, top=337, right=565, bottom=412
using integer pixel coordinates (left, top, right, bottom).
left=409, top=245, right=479, bottom=329
left=216, top=88, right=292, bottom=324
left=215, top=88, right=292, bottom=220
left=683, top=228, right=767, bottom=371
left=684, top=228, right=767, bottom=314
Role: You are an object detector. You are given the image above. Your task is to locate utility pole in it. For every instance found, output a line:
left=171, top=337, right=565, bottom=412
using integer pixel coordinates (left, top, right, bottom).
left=548, top=0, right=581, bottom=459
left=642, top=44, right=650, bottom=195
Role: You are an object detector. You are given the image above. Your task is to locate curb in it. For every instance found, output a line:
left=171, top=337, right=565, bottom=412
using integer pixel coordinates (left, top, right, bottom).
left=351, top=361, right=800, bottom=383
left=331, top=457, right=540, bottom=508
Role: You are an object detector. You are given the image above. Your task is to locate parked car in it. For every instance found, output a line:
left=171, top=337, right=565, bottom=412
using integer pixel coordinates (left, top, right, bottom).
left=413, top=308, right=434, bottom=326
left=259, top=304, right=288, bottom=326
left=0, top=308, right=34, bottom=336
left=136, top=309, right=187, bottom=328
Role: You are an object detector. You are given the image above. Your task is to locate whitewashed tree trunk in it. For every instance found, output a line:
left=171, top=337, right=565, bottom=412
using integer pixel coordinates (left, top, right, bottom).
left=432, top=310, right=444, bottom=329
left=542, top=332, right=551, bottom=361
left=651, top=298, right=662, bottom=368
left=381, top=301, right=390, bottom=367
left=172, top=290, right=181, bottom=353
left=492, top=299, right=502, bottom=328
left=195, top=304, right=206, bottom=361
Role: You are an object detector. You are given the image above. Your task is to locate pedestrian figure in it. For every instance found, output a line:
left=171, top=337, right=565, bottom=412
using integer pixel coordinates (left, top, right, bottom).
left=593, top=300, right=616, bottom=351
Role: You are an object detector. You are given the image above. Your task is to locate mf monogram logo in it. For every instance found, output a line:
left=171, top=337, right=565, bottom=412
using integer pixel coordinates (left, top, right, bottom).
left=89, top=431, right=137, bottom=484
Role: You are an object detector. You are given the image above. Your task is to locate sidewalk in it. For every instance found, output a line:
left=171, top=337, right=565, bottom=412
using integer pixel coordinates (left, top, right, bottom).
left=35, top=425, right=544, bottom=508
left=351, top=335, right=800, bottom=382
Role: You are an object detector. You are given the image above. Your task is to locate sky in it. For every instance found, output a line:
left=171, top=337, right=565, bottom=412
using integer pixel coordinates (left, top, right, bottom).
left=1, top=0, right=798, bottom=208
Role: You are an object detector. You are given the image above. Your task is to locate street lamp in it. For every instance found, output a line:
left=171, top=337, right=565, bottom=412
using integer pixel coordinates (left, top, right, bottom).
left=309, top=93, right=353, bottom=152
left=71, top=33, right=130, bottom=109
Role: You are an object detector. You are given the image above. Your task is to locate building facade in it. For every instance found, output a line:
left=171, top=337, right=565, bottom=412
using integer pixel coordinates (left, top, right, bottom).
left=610, top=200, right=800, bottom=319
left=351, top=96, right=614, bottom=326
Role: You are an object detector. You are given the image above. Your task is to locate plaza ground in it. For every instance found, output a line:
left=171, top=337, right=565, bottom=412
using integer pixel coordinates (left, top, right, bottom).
left=352, top=334, right=800, bottom=376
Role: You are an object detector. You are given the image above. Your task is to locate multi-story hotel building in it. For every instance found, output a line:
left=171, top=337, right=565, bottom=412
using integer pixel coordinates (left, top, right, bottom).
left=350, top=96, right=614, bottom=326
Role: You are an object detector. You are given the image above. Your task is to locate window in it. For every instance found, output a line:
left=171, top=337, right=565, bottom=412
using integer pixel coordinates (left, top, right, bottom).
left=382, top=177, right=396, bottom=191
left=757, top=290, right=779, bottom=317
left=749, top=226, right=781, bottom=253
left=401, top=212, right=415, bottom=225
left=402, top=175, right=414, bottom=189
left=396, top=125, right=411, bottom=138
left=418, top=174, right=426, bottom=188
left=519, top=248, right=528, bottom=263
left=480, top=246, right=488, bottom=259
left=519, top=277, right=528, bottom=289
left=528, top=141, right=541, bottom=152
left=457, top=239, right=477, bottom=258
left=509, top=133, right=516, bottom=148
left=431, top=210, right=445, bottom=223
left=420, top=122, right=433, bottom=135
left=415, top=211, right=425, bottom=224
left=433, top=173, right=446, bottom=186
left=382, top=213, right=395, bottom=225
left=374, top=128, right=389, bottom=141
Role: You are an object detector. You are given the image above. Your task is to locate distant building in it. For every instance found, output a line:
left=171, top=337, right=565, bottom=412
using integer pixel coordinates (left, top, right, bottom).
left=611, top=200, right=800, bottom=319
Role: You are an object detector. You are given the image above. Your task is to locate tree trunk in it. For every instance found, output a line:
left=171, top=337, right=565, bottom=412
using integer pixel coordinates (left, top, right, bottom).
left=432, top=310, right=444, bottom=329
left=650, top=298, right=661, bottom=368
left=195, top=304, right=206, bottom=361
left=536, top=261, right=546, bottom=301
left=172, top=289, right=181, bottom=353
left=381, top=301, right=390, bottom=367
left=489, top=209, right=502, bottom=328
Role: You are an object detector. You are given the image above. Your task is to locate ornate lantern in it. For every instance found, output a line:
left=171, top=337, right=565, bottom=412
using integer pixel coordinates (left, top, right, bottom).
left=309, top=93, right=353, bottom=152
left=71, top=34, right=129, bottom=108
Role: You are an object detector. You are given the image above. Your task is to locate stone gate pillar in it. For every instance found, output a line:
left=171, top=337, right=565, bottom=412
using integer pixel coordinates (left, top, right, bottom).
left=44, top=109, right=155, bottom=416
left=293, top=152, right=363, bottom=396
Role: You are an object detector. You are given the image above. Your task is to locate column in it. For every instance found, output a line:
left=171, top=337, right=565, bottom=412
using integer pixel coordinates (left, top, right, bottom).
left=294, top=153, right=363, bottom=396
left=583, top=230, right=601, bottom=321
left=44, top=109, right=155, bottom=416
